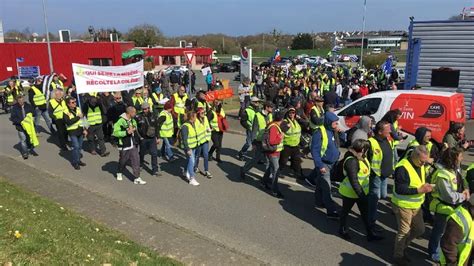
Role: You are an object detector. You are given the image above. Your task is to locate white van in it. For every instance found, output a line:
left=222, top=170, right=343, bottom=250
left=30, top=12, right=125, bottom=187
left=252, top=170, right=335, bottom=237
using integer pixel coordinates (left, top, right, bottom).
left=372, top=48, right=382, bottom=54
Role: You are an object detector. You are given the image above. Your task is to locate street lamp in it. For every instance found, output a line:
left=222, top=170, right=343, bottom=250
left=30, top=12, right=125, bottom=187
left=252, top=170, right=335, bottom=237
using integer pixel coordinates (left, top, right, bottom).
left=359, top=0, right=367, bottom=67
left=42, top=0, right=54, bottom=73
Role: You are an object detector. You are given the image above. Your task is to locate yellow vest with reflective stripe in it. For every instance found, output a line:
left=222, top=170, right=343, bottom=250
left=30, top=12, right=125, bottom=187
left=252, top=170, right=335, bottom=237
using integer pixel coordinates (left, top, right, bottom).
left=65, top=108, right=83, bottom=131
left=5, top=86, right=15, bottom=104
left=339, top=157, right=370, bottom=198
left=30, top=86, right=46, bottom=106
left=195, top=117, right=211, bottom=145
left=440, top=206, right=474, bottom=266
left=86, top=106, right=102, bottom=126
left=182, top=122, right=198, bottom=149
left=49, top=98, right=67, bottom=120
left=159, top=110, right=174, bottom=138
left=391, top=158, right=426, bottom=209
left=51, top=80, right=64, bottom=90
left=210, top=109, right=225, bottom=132
left=368, top=137, right=394, bottom=176
left=283, top=118, right=301, bottom=147
left=309, top=106, right=324, bottom=130
left=430, top=167, right=459, bottom=215
left=393, top=121, right=400, bottom=146
left=245, top=106, right=256, bottom=129
left=152, top=92, right=164, bottom=109
left=21, top=113, right=39, bottom=147
left=132, top=96, right=144, bottom=106
left=255, top=112, right=273, bottom=141
left=319, top=126, right=329, bottom=157
left=173, top=93, right=188, bottom=114
left=267, top=123, right=284, bottom=152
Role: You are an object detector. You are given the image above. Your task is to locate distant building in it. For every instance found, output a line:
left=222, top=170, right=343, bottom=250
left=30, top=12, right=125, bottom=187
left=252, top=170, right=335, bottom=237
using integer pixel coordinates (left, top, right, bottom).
left=367, top=37, right=405, bottom=49
left=343, top=32, right=407, bottom=49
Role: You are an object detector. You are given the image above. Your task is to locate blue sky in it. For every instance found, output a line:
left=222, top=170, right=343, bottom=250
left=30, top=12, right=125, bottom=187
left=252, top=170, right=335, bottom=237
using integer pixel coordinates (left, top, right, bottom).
left=0, top=0, right=471, bottom=36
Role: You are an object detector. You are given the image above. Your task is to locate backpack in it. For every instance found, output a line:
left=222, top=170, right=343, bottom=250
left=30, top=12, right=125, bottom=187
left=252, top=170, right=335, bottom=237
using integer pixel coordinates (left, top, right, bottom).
left=331, top=158, right=345, bottom=182
left=261, top=126, right=277, bottom=152
left=342, top=86, right=350, bottom=100
left=343, top=126, right=358, bottom=148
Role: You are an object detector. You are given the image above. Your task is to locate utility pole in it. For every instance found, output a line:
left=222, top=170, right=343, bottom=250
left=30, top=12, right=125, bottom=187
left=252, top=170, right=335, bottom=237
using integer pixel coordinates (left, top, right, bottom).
left=360, top=0, right=367, bottom=67
left=222, top=36, right=225, bottom=53
left=42, top=0, right=54, bottom=73
left=262, top=34, right=265, bottom=52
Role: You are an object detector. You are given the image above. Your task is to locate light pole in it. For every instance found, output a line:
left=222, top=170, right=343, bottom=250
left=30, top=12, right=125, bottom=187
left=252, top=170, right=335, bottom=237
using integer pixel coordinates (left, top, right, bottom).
left=359, top=0, right=367, bottom=67
left=42, top=0, right=54, bottom=73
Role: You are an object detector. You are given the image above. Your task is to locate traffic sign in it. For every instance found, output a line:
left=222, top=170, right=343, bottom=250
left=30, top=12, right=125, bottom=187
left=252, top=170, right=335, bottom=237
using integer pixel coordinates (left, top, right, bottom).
left=18, top=66, right=40, bottom=78
left=184, top=51, right=195, bottom=65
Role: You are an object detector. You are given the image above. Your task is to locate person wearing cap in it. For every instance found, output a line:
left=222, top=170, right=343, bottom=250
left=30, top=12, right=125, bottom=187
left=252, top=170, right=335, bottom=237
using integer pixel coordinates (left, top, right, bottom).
left=10, top=94, right=39, bottom=159
left=238, top=96, right=261, bottom=160
left=170, top=85, right=189, bottom=129
left=82, top=95, right=109, bottom=157
left=440, top=194, right=474, bottom=266
left=279, top=107, right=304, bottom=179
left=240, top=101, right=273, bottom=179
left=113, top=106, right=146, bottom=185
left=260, top=111, right=285, bottom=198
left=238, top=77, right=252, bottom=113
left=48, top=89, right=69, bottom=151
left=63, top=96, right=87, bottom=170
left=136, top=101, right=161, bottom=177
left=157, top=101, right=175, bottom=161
left=194, top=107, right=212, bottom=178
left=29, top=76, right=54, bottom=134
left=310, top=111, right=341, bottom=219
left=50, top=74, right=65, bottom=91
left=180, top=111, right=200, bottom=186
left=208, top=101, right=226, bottom=163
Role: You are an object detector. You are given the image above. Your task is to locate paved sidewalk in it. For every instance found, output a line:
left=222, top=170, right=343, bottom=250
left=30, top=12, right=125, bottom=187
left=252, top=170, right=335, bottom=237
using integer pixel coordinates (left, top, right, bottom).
left=0, top=155, right=262, bottom=265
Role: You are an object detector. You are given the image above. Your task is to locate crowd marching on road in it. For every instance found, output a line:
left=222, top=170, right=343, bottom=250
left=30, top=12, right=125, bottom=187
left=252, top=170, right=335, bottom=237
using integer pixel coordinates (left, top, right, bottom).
left=4, top=62, right=474, bottom=265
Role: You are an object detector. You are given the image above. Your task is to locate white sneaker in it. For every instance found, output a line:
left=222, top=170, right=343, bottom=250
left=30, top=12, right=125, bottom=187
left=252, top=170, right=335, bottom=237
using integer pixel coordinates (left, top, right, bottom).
left=116, top=173, right=123, bottom=181
left=134, top=177, right=147, bottom=185
left=189, top=178, right=200, bottom=186
left=205, top=171, right=213, bottom=178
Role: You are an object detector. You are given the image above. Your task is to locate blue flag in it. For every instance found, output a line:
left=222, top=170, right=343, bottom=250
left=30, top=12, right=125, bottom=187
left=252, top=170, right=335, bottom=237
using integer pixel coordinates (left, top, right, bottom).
left=382, top=57, right=392, bottom=74
left=16, top=57, right=24, bottom=63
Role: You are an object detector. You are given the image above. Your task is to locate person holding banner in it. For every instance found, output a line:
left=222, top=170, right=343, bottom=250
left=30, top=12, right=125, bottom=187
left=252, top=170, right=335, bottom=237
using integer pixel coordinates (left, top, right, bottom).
left=10, top=95, right=39, bottom=159
left=29, top=77, right=54, bottom=134
left=48, top=89, right=69, bottom=151
left=63, top=97, right=87, bottom=170
left=82, top=95, right=110, bottom=157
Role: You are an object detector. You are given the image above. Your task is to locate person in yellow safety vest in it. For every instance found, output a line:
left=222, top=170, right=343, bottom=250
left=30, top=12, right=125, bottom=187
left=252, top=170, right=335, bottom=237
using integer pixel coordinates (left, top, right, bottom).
left=428, top=147, right=469, bottom=262
left=279, top=107, right=304, bottom=179
left=171, top=86, right=189, bottom=129
left=63, top=97, right=87, bottom=170
left=151, top=88, right=166, bottom=114
left=10, top=95, right=39, bottom=159
left=209, top=101, right=226, bottom=163
left=28, top=76, right=53, bottom=134
left=319, top=74, right=331, bottom=96
left=238, top=97, right=262, bottom=160
left=367, top=120, right=395, bottom=230
left=142, top=86, right=154, bottom=110
left=338, top=139, right=384, bottom=241
left=50, top=74, right=64, bottom=91
left=440, top=197, right=474, bottom=266
left=48, top=89, right=69, bottom=151
left=260, top=112, right=285, bottom=198
left=131, top=89, right=145, bottom=113
left=194, top=107, right=213, bottom=178
left=180, top=111, right=200, bottom=186
left=193, top=91, right=210, bottom=113
left=392, top=145, right=433, bottom=265
left=4, top=79, right=22, bottom=113
left=157, top=101, right=175, bottom=162
left=309, top=94, right=325, bottom=132
left=240, top=101, right=274, bottom=180
left=82, top=96, right=110, bottom=158
left=381, top=109, right=406, bottom=154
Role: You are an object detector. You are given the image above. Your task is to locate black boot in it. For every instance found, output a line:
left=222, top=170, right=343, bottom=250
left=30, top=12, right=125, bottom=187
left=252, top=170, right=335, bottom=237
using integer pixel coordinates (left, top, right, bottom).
left=339, top=226, right=351, bottom=240
left=367, top=231, right=384, bottom=242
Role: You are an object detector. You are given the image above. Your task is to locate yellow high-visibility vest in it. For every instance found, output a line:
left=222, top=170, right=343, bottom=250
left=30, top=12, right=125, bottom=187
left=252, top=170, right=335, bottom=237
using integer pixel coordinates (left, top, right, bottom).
left=21, top=113, right=39, bottom=147
left=159, top=110, right=174, bottom=138
left=339, top=157, right=370, bottom=198
left=391, top=158, right=426, bottom=209
left=30, top=85, right=46, bottom=106
left=49, top=98, right=67, bottom=120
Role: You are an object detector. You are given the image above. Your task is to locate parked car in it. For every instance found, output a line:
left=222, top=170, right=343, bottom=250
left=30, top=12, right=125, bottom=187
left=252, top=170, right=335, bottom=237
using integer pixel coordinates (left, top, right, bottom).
left=218, top=63, right=237, bottom=73
left=234, top=73, right=241, bottom=81
left=163, top=66, right=188, bottom=75
left=231, top=55, right=241, bottom=62
left=372, top=48, right=382, bottom=54
left=394, top=68, right=405, bottom=81
left=230, top=60, right=240, bottom=72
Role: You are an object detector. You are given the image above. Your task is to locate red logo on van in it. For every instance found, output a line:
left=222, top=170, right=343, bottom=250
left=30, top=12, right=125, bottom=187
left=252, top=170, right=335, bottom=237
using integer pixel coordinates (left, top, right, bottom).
left=420, top=103, right=445, bottom=118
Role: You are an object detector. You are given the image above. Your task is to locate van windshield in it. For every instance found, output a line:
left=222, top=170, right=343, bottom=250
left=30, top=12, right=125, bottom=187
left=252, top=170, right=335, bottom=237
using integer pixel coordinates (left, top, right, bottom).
left=339, top=98, right=382, bottom=116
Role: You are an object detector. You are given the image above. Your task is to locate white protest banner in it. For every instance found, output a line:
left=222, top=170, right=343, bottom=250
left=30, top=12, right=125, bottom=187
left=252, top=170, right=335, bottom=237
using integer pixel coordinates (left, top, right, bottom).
left=73, top=60, right=144, bottom=94
left=201, top=66, right=211, bottom=76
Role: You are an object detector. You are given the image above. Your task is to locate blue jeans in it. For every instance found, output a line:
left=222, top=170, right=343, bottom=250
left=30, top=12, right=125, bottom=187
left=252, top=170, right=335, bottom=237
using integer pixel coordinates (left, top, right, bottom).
left=262, top=155, right=280, bottom=193
left=186, top=148, right=196, bottom=179
left=242, top=142, right=268, bottom=172
left=368, top=175, right=388, bottom=226
left=17, top=130, right=28, bottom=155
left=161, top=137, right=174, bottom=160
left=239, top=130, right=253, bottom=155
left=70, top=135, right=83, bottom=165
left=195, top=142, right=209, bottom=172
left=428, top=213, right=448, bottom=260
left=34, top=108, right=53, bottom=132
left=314, top=163, right=337, bottom=214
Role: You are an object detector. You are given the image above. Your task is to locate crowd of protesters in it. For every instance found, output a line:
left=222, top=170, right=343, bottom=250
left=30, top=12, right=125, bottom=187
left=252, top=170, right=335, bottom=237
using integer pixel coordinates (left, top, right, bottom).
left=4, top=60, right=474, bottom=265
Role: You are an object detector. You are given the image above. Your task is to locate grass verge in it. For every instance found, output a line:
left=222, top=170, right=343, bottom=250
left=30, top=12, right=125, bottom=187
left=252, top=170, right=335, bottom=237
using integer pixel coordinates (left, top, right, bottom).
left=0, top=178, right=180, bottom=265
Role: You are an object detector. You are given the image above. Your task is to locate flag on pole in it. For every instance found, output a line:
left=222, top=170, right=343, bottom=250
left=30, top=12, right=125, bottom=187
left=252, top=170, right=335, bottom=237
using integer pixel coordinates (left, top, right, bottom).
left=272, top=49, right=281, bottom=62
left=16, top=57, right=24, bottom=63
left=382, top=56, right=393, bottom=74
left=349, top=55, right=359, bottom=62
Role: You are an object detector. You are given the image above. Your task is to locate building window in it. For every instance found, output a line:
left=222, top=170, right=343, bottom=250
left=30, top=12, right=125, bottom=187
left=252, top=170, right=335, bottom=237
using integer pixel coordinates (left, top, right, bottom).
left=162, top=56, right=176, bottom=65
left=196, top=55, right=209, bottom=64
left=89, top=58, right=112, bottom=66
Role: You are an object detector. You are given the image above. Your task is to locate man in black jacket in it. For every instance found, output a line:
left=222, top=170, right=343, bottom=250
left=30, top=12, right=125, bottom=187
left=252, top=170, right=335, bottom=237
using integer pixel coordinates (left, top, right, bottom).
left=29, top=77, right=53, bottom=134
left=10, top=95, right=38, bottom=159
left=136, top=102, right=161, bottom=176
left=82, top=95, right=109, bottom=157
left=63, top=97, right=87, bottom=170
